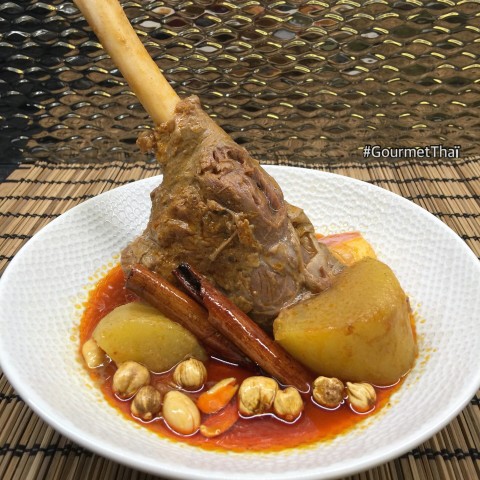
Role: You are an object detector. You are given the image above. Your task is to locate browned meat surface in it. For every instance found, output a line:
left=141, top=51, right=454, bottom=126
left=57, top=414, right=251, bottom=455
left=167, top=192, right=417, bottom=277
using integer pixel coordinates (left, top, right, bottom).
left=122, top=96, right=342, bottom=331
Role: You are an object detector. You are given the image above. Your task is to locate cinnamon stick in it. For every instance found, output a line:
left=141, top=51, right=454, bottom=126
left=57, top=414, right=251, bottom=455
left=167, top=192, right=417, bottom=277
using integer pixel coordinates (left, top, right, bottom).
left=126, top=264, right=252, bottom=368
left=174, top=264, right=312, bottom=393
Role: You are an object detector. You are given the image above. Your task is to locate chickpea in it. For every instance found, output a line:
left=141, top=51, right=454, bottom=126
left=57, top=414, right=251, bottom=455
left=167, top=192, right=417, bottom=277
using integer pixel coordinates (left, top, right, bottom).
left=346, top=382, right=376, bottom=413
left=81, top=338, right=105, bottom=369
left=312, top=376, right=344, bottom=409
left=162, top=390, right=201, bottom=435
left=238, top=376, right=278, bottom=416
left=131, top=385, right=162, bottom=421
left=273, top=387, right=304, bottom=422
left=112, top=361, right=150, bottom=399
left=173, top=358, right=207, bottom=390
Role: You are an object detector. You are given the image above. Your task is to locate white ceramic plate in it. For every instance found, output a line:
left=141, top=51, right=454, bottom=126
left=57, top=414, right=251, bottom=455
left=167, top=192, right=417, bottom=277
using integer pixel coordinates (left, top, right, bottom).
left=0, top=166, right=479, bottom=480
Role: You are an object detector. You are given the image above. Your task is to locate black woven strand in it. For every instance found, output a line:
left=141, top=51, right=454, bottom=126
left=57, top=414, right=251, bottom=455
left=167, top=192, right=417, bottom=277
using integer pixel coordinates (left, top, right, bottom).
left=0, top=393, right=22, bottom=403
left=405, top=447, right=480, bottom=461
left=0, top=443, right=93, bottom=458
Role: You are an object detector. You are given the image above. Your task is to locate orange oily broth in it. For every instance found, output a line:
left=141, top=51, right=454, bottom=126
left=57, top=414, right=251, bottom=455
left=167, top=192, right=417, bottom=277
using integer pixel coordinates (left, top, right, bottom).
left=80, top=264, right=404, bottom=452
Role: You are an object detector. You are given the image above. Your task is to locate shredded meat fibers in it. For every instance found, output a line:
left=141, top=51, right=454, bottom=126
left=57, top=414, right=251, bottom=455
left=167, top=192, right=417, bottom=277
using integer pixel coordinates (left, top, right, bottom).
left=122, top=96, right=342, bottom=331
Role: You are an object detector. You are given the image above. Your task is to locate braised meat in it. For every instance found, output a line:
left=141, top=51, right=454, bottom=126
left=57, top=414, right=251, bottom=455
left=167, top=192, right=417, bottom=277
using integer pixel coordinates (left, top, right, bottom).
left=121, top=96, right=342, bottom=331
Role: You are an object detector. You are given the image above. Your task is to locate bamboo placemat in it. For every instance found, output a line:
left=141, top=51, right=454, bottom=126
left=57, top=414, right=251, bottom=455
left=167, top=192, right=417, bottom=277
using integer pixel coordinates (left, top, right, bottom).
left=0, top=159, right=479, bottom=480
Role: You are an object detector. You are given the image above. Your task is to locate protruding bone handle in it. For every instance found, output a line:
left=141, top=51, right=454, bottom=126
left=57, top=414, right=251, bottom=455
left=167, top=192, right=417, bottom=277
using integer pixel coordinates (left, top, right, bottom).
left=74, top=0, right=179, bottom=124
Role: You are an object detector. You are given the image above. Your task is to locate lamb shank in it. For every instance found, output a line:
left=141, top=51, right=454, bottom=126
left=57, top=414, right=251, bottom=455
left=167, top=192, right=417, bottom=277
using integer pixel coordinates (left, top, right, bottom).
left=74, top=0, right=342, bottom=332
left=121, top=96, right=342, bottom=330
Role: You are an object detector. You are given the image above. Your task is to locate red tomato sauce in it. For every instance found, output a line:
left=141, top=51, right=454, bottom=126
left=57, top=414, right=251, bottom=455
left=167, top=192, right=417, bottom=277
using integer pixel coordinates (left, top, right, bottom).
left=80, top=264, right=404, bottom=452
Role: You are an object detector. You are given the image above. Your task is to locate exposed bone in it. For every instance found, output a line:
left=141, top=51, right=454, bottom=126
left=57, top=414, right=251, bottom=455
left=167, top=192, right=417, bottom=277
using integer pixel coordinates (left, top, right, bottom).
left=74, top=0, right=179, bottom=124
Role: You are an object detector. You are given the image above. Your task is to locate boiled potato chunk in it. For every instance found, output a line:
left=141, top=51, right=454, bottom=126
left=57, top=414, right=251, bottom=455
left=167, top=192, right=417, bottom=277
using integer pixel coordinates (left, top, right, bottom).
left=273, top=257, right=417, bottom=386
left=92, top=302, right=206, bottom=372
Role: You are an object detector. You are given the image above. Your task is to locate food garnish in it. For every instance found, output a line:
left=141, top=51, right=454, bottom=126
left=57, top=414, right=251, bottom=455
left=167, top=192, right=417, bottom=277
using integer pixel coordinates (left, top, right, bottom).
left=81, top=338, right=105, bottom=369
left=346, top=382, right=378, bottom=413
left=272, top=387, right=304, bottom=422
left=173, top=359, right=208, bottom=391
left=199, top=401, right=239, bottom=438
left=112, top=361, right=150, bottom=400
left=197, top=378, right=239, bottom=415
left=312, top=376, right=345, bottom=409
left=237, top=376, right=279, bottom=417
left=162, top=391, right=201, bottom=436
left=131, top=385, right=162, bottom=422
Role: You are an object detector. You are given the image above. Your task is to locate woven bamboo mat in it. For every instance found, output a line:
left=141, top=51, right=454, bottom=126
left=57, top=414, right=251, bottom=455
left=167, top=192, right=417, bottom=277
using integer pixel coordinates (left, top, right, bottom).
left=0, top=159, right=479, bottom=480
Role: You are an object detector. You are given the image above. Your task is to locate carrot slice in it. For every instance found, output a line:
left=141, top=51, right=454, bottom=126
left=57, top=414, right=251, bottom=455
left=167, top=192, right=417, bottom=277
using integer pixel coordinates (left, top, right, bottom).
left=197, top=377, right=239, bottom=414
left=200, top=401, right=239, bottom=438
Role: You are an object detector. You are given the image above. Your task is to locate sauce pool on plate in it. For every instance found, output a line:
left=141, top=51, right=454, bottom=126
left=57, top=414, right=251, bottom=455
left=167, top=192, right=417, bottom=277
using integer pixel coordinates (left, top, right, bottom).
left=80, top=264, right=404, bottom=452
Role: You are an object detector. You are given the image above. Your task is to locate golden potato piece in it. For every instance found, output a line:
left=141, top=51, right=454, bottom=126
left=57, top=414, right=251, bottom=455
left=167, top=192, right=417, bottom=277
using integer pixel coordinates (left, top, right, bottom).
left=92, top=302, right=206, bottom=372
left=273, top=258, right=417, bottom=386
